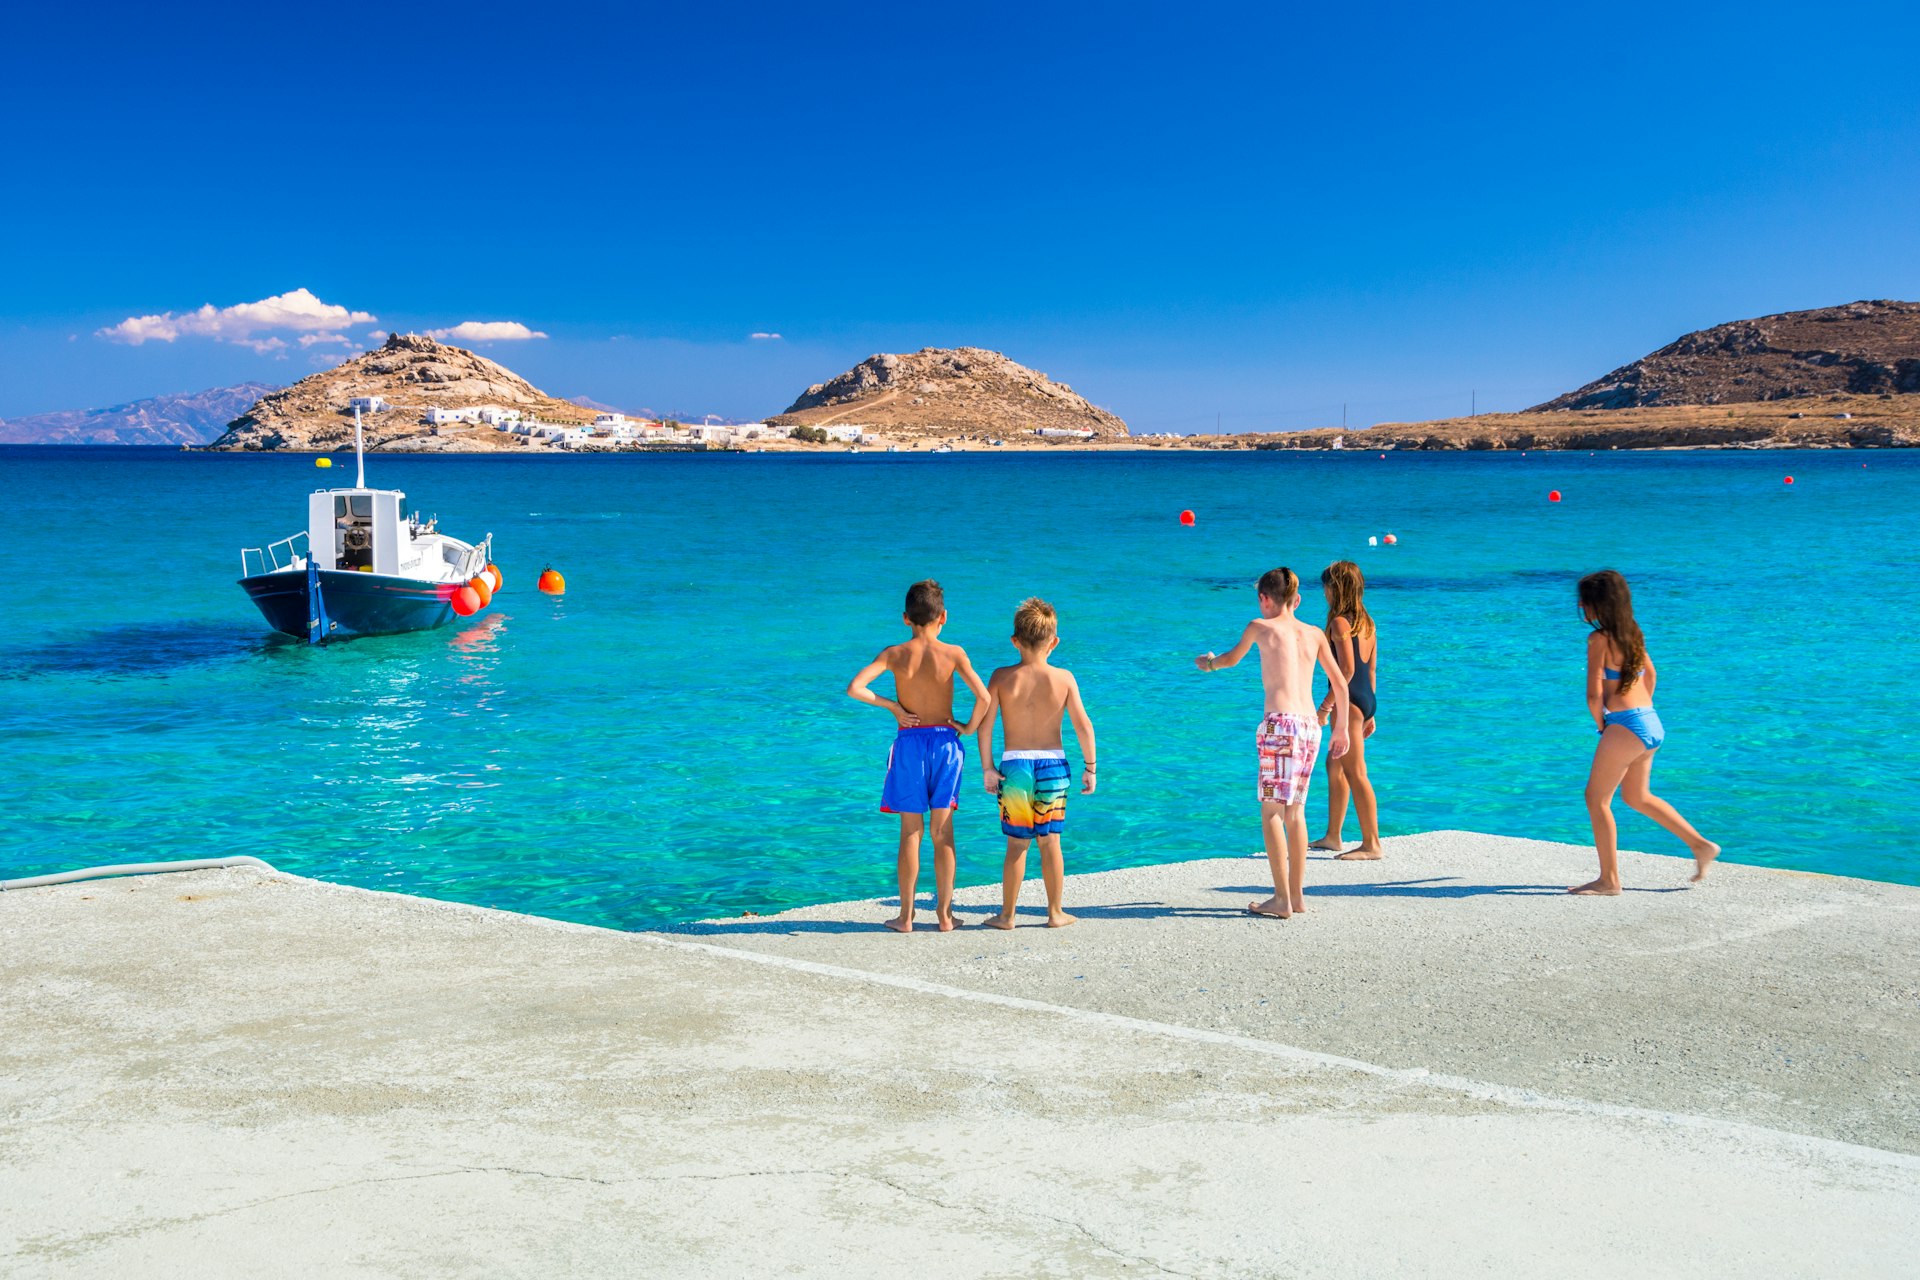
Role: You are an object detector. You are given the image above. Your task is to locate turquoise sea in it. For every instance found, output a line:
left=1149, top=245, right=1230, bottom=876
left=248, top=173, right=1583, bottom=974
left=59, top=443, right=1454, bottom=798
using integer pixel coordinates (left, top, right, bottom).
left=4, top=445, right=1916, bottom=927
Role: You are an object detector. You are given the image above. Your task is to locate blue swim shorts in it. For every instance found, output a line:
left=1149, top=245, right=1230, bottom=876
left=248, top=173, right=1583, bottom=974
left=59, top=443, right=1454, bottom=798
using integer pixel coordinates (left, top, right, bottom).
left=998, top=750, right=1071, bottom=839
left=1603, top=707, right=1666, bottom=751
left=880, top=725, right=965, bottom=814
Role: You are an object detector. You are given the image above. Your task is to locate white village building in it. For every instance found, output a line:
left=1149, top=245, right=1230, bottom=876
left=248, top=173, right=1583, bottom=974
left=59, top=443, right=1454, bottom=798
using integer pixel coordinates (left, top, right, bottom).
left=348, top=395, right=389, bottom=413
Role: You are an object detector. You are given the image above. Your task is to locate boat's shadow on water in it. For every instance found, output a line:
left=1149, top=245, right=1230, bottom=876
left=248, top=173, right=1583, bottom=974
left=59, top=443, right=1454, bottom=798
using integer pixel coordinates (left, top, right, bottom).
left=0, top=620, right=314, bottom=679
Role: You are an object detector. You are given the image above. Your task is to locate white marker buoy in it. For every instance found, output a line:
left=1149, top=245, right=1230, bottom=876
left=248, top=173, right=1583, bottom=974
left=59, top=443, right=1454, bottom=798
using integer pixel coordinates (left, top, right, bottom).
left=1368, top=536, right=1379, bottom=547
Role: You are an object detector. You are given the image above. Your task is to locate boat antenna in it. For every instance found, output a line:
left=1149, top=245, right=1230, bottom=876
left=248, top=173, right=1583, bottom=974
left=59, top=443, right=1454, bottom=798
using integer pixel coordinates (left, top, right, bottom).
left=354, top=407, right=366, bottom=488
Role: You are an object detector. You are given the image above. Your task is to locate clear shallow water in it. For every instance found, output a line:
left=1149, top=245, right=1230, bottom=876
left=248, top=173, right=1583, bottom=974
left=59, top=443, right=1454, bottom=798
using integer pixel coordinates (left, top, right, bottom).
left=3, top=445, right=1916, bottom=928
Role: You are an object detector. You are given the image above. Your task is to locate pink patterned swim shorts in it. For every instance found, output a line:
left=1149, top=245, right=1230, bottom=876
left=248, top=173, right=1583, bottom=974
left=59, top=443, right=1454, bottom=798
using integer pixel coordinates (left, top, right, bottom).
left=1257, top=711, right=1322, bottom=805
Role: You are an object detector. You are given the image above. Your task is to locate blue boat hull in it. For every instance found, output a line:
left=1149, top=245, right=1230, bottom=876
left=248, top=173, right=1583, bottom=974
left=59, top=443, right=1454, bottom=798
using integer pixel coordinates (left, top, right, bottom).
left=239, top=570, right=457, bottom=641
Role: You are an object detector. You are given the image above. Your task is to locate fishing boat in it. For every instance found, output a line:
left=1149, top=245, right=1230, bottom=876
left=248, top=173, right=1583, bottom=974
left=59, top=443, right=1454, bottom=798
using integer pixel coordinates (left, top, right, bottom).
left=237, top=411, right=493, bottom=643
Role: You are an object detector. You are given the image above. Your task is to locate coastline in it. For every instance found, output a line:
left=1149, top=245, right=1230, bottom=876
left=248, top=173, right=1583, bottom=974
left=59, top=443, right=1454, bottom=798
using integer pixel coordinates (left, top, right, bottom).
left=5, top=831, right=1916, bottom=1276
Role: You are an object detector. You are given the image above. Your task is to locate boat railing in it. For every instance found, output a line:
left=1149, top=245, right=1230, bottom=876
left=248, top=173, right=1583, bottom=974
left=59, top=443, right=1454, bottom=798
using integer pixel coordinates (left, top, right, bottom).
left=241, top=531, right=310, bottom=577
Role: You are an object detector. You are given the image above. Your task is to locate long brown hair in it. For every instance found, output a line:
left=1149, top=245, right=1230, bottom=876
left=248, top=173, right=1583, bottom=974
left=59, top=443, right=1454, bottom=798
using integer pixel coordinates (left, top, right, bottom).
left=1577, top=569, right=1646, bottom=694
left=1320, top=560, right=1374, bottom=640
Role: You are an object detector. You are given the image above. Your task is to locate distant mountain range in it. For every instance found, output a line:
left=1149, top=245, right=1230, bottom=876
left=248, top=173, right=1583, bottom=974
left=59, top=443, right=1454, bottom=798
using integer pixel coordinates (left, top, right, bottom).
left=0, top=383, right=277, bottom=445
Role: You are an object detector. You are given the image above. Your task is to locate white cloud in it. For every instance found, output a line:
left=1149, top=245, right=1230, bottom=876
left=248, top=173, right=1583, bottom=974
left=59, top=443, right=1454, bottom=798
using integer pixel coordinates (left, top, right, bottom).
left=232, top=337, right=289, bottom=355
left=298, top=331, right=353, bottom=348
left=426, top=320, right=548, bottom=342
left=367, top=330, right=388, bottom=342
left=97, top=288, right=377, bottom=348
left=750, top=332, right=783, bottom=340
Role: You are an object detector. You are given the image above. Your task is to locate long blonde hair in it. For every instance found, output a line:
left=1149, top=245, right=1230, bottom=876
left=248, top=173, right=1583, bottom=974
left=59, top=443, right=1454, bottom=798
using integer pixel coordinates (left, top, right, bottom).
left=1320, top=560, right=1373, bottom=640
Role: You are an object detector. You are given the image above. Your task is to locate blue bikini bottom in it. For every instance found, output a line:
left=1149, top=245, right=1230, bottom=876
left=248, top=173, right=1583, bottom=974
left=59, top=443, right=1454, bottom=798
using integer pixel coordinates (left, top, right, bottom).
left=1603, top=707, right=1665, bottom=751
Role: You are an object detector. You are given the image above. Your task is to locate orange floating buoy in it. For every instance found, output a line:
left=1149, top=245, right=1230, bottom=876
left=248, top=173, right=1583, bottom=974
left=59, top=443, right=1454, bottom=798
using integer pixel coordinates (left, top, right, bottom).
left=1179, top=509, right=1195, bottom=526
left=485, top=562, right=503, bottom=593
left=1549, top=490, right=1562, bottom=502
left=467, top=575, right=493, bottom=608
left=1383, top=533, right=1398, bottom=545
left=538, top=567, right=566, bottom=595
left=1784, top=476, right=1795, bottom=485
left=450, top=586, right=482, bottom=617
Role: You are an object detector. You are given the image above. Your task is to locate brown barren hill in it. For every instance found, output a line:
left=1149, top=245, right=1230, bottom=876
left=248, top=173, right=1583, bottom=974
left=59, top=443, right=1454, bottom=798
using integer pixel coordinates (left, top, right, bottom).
left=209, top=334, right=593, bottom=452
left=769, top=348, right=1129, bottom=440
left=1533, top=299, right=1920, bottom=410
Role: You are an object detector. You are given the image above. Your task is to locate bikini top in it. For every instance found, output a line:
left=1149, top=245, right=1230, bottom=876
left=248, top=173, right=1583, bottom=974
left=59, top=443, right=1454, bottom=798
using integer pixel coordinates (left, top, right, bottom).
left=1603, top=661, right=1643, bottom=681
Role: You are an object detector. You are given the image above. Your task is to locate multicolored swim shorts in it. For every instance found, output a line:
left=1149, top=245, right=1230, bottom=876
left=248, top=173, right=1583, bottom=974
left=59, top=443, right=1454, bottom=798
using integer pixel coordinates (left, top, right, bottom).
left=998, top=750, right=1071, bottom=839
left=1257, top=712, right=1321, bottom=805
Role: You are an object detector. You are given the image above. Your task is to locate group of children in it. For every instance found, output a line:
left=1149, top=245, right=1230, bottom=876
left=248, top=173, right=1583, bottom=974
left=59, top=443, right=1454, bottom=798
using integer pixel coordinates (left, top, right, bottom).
left=846, top=564, right=1717, bottom=931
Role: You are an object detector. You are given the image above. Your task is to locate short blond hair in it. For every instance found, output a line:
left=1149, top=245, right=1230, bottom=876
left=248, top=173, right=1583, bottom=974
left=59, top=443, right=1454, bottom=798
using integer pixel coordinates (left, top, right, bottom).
left=1012, top=597, right=1057, bottom=647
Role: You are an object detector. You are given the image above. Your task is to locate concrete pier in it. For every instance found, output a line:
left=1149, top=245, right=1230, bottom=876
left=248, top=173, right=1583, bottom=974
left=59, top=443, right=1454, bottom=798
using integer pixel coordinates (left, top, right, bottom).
left=3, top=832, right=1915, bottom=1277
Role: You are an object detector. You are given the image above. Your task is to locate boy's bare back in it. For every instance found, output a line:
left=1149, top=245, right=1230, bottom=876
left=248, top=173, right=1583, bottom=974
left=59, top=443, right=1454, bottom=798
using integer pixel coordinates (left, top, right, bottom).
left=1248, top=615, right=1328, bottom=716
left=883, top=636, right=969, bottom=725
left=988, top=663, right=1079, bottom=751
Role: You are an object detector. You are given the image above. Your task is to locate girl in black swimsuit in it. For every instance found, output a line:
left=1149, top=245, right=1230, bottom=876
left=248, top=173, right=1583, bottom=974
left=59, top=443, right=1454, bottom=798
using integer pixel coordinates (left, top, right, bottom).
left=1311, top=561, right=1384, bottom=859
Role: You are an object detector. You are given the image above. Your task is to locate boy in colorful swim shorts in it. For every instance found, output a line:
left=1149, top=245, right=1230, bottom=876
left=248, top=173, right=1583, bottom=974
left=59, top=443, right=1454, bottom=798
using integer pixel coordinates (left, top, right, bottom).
left=847, top=580, right=990, bottom=933
left=974, top=598, right=1097, bottom=929
left=1195, top=567, right=1351, bottom=919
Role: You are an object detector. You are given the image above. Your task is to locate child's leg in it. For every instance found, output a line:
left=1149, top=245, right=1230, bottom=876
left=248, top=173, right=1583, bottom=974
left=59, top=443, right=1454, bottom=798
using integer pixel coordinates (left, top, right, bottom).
left=1618, top=753, right=1720, bottom=880
left=1036, top=834, right=1073, bottom=927
left=928, top=807, right=961, bottom=930
left=1311, top=749, right=1350, bottom=850
left=1577, top=727, right=1646, bottom=895
left=887, top=813, right=924, bottom=931
left=1334, top=724, right=1384, bottom=859
left=1283, top=801, right=1310, bottom=912
left=984, top=837, right=1028, bottom=929
left=1250, top=802, right=1292, bottom=917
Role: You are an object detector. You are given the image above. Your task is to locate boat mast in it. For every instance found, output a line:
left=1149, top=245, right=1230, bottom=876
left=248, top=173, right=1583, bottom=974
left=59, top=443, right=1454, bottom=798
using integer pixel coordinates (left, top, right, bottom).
left=354, top=407, right=366, bottom=488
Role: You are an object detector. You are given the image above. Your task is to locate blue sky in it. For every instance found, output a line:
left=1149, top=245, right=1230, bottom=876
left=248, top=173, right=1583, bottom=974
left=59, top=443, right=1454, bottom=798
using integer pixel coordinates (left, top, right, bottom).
left=4, top=1, right=1917, bottom=429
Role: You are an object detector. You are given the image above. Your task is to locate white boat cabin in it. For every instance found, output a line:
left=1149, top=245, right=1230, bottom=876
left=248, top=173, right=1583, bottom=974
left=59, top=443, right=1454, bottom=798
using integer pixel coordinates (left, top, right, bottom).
left=303, top=487, right=481, bottom=583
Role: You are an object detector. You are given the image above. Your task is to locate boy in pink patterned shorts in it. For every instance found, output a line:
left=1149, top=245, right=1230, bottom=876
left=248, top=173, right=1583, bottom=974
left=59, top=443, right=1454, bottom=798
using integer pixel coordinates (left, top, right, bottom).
left=1196, top=567, right=1352, bottom=919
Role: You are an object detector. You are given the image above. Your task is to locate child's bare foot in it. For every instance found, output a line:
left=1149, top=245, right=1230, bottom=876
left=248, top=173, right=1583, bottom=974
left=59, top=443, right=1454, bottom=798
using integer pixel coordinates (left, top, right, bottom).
left=884, top=914, right=914, bottom=933
left=1689, top=841, right=1722, bottom=882
left=1335, top=846, right=1383, bottom=861
left=1045, top=911, right=1077, bottom=928
left=980, top=912, right=1017, bottom=930
left=1246, top=897, right=1291, bottom=919
left=936, top=911, right=963, bottom=932
left=1308, top=838, right=1344, bottom=852
left=1568, top=879, right=1622, bottom=896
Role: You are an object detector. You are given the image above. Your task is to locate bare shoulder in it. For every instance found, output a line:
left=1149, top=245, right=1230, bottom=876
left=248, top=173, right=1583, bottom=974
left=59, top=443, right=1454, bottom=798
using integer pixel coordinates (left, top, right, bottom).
left=987, top=664, right=1017, bottom=687
left=1300, top=620, right=1329, bottom=645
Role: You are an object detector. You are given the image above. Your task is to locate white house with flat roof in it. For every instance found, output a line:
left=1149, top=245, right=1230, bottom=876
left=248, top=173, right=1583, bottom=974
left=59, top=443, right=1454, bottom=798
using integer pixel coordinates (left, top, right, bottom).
left=348, top=395, right=389, bottom=413
left=593, top=413, right=627, bottom=429
left=477, top=407, right=522, bottom=427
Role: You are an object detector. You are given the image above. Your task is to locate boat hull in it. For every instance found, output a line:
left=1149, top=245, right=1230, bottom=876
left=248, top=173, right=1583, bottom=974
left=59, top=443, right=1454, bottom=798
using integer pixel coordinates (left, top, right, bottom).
left=239, top=569, right=459, bottom=641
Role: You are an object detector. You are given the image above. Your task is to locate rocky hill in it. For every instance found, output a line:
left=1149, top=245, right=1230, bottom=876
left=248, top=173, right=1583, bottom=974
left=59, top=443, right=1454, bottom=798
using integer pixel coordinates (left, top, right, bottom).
left=0, top=383, right=276, bottom=445
left=1532, top=300, right=1920, bottom=411
left=770, top=348, right=1129, bottom=439
left=209, top=334, right=593, bottom=451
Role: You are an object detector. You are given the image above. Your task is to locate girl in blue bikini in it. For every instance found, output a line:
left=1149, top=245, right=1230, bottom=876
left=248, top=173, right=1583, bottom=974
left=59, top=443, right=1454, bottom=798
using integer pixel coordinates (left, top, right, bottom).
left=1573, top=570, right=1720, bottom=895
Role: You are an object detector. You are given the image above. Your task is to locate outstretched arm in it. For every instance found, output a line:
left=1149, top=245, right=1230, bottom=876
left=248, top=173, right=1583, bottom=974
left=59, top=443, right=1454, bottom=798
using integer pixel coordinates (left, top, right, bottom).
left=976, top=676, right=1002, bottom=795
left=1196, top=622, right=1258, bottom=673
left=1314, top=631, right=1351, bottom=760
left=953, top=648, right=992, bottom=733
left=846, top=649, right=918, bottom=728
left=1065, top=674, right=1097, bottom=794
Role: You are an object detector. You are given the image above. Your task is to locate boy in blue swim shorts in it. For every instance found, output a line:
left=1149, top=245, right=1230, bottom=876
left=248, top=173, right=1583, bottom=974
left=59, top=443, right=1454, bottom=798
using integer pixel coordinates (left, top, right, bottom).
left=847, top=580, right=990, bottom=933
left=975, top=599, right=1098, bottom=929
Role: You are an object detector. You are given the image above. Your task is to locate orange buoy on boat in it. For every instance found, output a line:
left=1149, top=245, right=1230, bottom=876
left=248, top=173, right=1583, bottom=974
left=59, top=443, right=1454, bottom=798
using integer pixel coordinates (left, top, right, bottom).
left=450, top=586, right=482, bottom=617
left=485, top=563, right=503, bottom=592
left=538, top=567, right=566, bottom=595
left=467, top=575, right=493, bottom=607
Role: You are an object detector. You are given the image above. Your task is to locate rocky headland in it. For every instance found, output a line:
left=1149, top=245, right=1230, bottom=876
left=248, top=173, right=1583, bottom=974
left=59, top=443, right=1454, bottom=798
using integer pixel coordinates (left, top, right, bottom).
left=208, top=334, right=593, bottom=452
left=768, top=347, right=1129, bottom=441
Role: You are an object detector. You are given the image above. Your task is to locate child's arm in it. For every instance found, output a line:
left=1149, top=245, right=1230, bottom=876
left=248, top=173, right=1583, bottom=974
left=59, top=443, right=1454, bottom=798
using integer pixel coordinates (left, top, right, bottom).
left=1065, top=673, right=1097, bottom=795
left=1313, top=630, right=1351, bottom=760
left=846, top=648, right=920, bottom=727
left=1365, top=635, right=1378, bottom=737
left=951, top=647, right=992, bottom=734
left=1642, top=654, right=1657, bottom=700
left=1196, top=622, right=1258, bottom=672
left=976, top=673, right=1002, bottom=795
left=1317, top=617, right=1355, bottom=724
left=1585, top=633, right=1607, bottom=732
